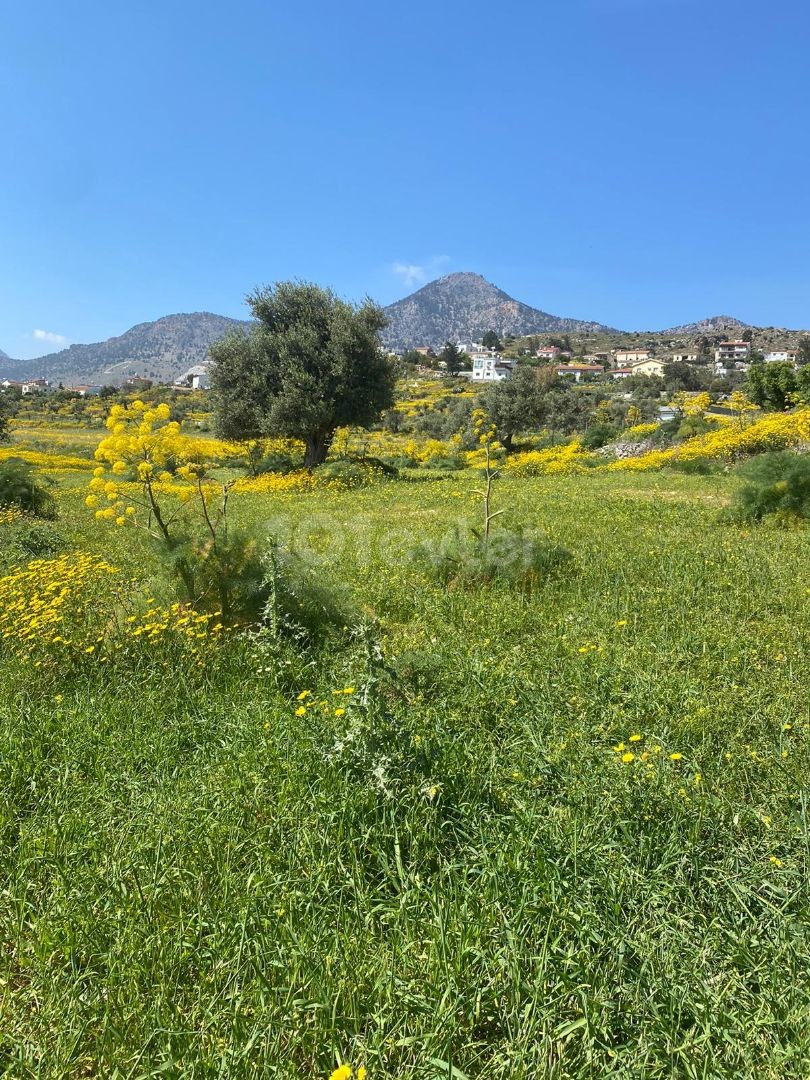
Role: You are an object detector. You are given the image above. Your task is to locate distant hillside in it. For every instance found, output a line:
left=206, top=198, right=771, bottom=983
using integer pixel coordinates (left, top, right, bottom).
left=382, top=272, right=616, bottom=351
left=662, top=315, right=751, bottom=336
left=1, top=313, right=249, bottom=386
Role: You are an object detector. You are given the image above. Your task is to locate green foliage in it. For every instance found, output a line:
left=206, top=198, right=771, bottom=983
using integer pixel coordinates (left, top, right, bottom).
left=581, top=422, right=618, bottom=450
left=481, top=329, right=502, bottom=351
left=480, top=365, right=566, bottom=449
left=0, top=514, right=64, bottom=570
left=0, top=458, right=56, bottom=518
left=0, top=392, right=18, bottom=443
left=746, top=362, right=801, bottom=410
left=415, top=522, right=573, bottom=589
left=438, top=341, right=467, bottom=375
left=313, top=459, right=388, bottom=489
left=726, top=451, right=810, bottom=524
left=211, top=281, right=396, bottom=467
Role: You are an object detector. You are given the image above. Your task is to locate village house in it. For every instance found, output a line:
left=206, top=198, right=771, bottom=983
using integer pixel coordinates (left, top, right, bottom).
left=1, top=378, right=49, bottom=394
left=471, top=354, right=515, bottom=382
left=714, top=341, right=751, bottom=364
left=670, top=352, right=698, bottom=364
left=535, top=345, right=561, bottom=361
left=614, top=348, right=651, bottom=367
left=582, top=352, right=610, bottom=364
left=610, top=367, right=633, bottom=380
left=555, top=362, right=603, bottom=382
left=175, top=363, right=212, bottom=390
left=764, top=349, right=798, bottom=365
left=630, top=358, right=666, bottom=377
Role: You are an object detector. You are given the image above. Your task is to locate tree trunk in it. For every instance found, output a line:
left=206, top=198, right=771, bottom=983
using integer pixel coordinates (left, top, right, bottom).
left=304, top=431, right=332, bottom=468
left=502, top=431, right=513, bottom=453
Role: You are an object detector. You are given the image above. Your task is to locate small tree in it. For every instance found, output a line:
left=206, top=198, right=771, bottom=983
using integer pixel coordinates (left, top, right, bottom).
left=746, top=363, right=797, bottom=411
left=439, top=341, right=467, bottom=376
left=797, top=336, right=810, bottom=366
left=211, top=281, right=395, bottom=467
left=480, top=365, right=559, bottom=451
left=482, top=330, right=502, bottom=352
left=0, top=392, right=18, bottom=444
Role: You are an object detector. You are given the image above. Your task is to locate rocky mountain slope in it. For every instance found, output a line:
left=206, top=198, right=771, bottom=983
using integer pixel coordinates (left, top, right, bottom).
left=662, top=315, right=751, bottom=336
left=382, top=272, right=615, bottom=351
left=0, top=313, right=248, bottom=386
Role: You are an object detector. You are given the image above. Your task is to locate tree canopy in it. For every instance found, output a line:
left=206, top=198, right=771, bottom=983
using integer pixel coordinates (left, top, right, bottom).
left=747, top=361, right=810, bottom=411
left=481, top=364, right=571, bottom=450
left=438, top=341, right=467, bottom=375
left=210, top=281, right=395, bottom=466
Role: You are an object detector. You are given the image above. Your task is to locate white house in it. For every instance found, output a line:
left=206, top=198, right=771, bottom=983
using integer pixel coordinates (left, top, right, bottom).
left=764, top=350, right=798, bottom=365
left=670, top=352, right=698, bottom=364
left=470, top=354, right=515, bottom=382
left=715, top=341, right=751, bottom=363
left=535, top=346, right=561, bottom=361
left=556, top=363, right=604, bottom=383
left=175, top=363, right=212, bottom=390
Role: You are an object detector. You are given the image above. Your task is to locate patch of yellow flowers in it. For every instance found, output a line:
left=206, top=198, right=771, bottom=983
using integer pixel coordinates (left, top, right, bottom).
left=0, top=553, right=119, bottom=656
left=0, top=551, right=230, bottom=662
left=506, top=406, right=810, bottom=475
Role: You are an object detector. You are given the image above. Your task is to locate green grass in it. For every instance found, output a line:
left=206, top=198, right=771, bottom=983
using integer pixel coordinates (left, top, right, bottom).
left=1, top=470, right=809, bottom=1077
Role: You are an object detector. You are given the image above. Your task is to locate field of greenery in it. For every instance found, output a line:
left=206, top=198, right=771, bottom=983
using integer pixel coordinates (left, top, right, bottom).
left=1, top=390, right=809, bottom=1078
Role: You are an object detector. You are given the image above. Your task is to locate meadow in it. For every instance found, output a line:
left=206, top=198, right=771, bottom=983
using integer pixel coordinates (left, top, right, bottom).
left=0, top=403, right=809, bottom=1078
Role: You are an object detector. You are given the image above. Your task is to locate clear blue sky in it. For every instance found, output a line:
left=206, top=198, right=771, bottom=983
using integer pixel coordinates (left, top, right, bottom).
left=3, top=0, right=810, bottom=359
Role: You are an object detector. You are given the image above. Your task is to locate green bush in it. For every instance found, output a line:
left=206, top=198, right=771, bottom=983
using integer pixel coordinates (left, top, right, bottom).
left=415, top=524, right=573, bottom=590
left=725, top=452, right=810, bottom=525
left=250, top=450, right=298, bottom=475
left=0, top=513, right=64, bottom=571
left=581, top=423, right=618, bottom=450
left=314, top=458, right=390, bottom=488
left=0, top=459, right=57, bottom=518
left=668, top=456, right=722, bottom=476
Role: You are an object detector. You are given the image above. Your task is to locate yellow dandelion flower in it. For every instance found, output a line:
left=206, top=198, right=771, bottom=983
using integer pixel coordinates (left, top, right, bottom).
left=669, top=752, right=683, bottom=761
left=334, top=708, right=346, bottom=717
left=329, top=1067, right=352, bottom=1080
left=629, top=734, right=643, bottom=743
left=294, top=706, right=307, bottom=717
left=621, top=752, right=635, bottom=763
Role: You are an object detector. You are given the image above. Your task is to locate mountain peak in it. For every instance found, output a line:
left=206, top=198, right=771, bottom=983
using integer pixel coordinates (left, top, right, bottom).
left=382, top=273, right=613, bottom=350
left=663, top=314, right=751, bottom=335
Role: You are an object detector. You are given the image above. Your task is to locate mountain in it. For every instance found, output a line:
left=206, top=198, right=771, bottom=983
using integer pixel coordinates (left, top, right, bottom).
left=0, top=348, right=14, bottom=365
left=662, top=315, right=751, bottom=336
left=381, top=272, right=616, bottom=351
left=1, top=313, right=249, bottom=386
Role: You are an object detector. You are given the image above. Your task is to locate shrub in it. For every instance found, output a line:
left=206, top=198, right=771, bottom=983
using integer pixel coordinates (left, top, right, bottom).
left=581, top=423, right=618, bottom=450
left=313, top=459, right=386, bottom=489
left=415, top=523, right=573, bottom=590
left=725, top=452, right=810, bottom=525
left=668, top=456, right=722, bottom=475
left=249, top=450, right=298, bottom=475
left=0, top=458, right=56, bottom=518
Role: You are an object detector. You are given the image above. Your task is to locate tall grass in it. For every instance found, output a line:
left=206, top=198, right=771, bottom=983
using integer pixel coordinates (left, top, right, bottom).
left=0, top=469, right=808, bottom=1077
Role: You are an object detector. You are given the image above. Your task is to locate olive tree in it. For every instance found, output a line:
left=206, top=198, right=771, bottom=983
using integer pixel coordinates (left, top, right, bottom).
left=210, top=281, right=395, bottom=467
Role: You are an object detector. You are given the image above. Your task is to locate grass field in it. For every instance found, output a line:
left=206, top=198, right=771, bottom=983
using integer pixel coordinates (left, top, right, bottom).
left=1, top=459, right=809, bottom=1078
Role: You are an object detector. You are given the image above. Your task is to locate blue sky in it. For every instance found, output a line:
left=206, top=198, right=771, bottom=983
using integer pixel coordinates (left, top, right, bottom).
left=2, top=0, right=810, bottom=359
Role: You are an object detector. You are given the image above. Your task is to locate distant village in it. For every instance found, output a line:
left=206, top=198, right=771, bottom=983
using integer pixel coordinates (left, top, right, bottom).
left=0, top=338, right=804, bottom=399
left=410, top=339, right=803, bottom=384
